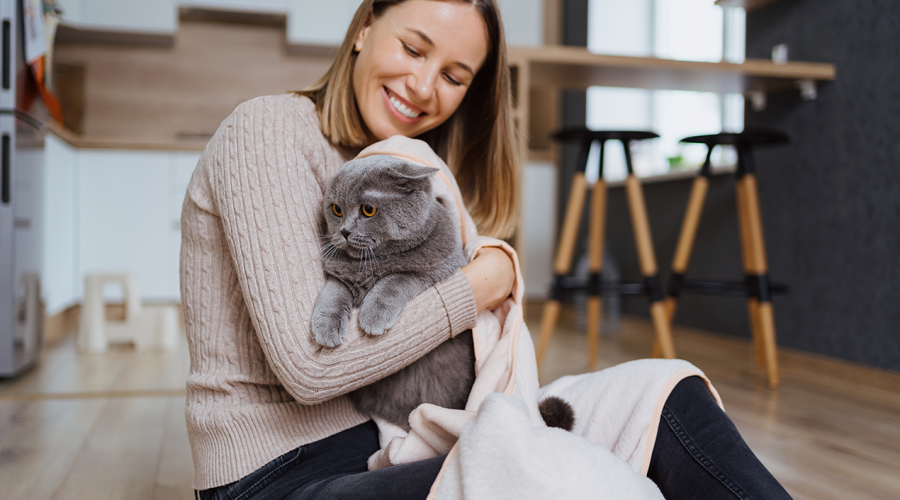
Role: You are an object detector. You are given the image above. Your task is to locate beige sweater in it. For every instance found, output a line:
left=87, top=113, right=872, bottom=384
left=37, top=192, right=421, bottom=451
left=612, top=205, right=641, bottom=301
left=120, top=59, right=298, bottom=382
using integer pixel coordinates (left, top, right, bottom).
left=180, top=94, right=479, bottom=490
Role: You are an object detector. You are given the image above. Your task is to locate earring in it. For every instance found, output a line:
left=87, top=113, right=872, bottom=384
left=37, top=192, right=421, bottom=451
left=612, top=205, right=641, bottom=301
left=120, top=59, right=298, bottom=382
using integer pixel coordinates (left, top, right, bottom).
left=353, top=43, right=361, bottom=53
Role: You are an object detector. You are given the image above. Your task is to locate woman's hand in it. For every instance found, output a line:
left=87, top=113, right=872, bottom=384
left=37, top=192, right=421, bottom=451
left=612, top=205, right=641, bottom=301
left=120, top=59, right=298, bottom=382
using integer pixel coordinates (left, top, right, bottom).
left=462, top=247, right=516, bottom=312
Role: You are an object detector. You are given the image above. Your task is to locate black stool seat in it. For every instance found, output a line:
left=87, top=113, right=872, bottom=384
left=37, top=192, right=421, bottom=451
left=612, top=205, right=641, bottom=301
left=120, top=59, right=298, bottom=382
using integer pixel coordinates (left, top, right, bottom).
left=681, top=129, right=789, bottom=147
left=552, top=127, right=659, bottom=142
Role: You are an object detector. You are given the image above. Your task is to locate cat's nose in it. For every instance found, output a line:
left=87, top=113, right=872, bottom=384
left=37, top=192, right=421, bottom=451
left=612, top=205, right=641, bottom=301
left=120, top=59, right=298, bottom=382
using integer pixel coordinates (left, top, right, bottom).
left=341, top=229, right=351, bottom=240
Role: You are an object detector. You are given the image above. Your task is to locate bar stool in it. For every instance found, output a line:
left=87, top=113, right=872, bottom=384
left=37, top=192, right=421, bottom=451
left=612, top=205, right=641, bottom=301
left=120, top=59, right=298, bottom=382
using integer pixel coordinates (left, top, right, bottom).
left=536, top=128, right=676, bottom=374
left=662, top=129, right=789, bottom=388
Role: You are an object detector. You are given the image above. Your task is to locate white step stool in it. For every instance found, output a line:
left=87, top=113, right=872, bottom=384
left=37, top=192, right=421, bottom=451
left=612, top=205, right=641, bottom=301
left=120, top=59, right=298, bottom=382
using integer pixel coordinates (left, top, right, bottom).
left=77, top=274, right=178, bottom=352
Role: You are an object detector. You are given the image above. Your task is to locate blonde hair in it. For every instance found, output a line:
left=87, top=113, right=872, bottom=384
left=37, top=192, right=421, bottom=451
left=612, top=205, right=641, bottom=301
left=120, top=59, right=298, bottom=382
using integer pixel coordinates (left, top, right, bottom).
left=297, top=0, right=520, bottom=239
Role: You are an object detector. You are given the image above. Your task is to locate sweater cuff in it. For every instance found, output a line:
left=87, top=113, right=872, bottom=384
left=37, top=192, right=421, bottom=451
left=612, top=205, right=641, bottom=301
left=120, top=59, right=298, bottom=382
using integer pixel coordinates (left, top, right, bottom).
left=435, top=269, right=478, bottom=337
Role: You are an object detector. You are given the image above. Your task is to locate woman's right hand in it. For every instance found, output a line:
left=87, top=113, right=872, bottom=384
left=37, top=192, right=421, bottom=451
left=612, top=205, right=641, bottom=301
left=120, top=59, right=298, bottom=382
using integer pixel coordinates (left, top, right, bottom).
left=462, top=247, right=515, bottom=313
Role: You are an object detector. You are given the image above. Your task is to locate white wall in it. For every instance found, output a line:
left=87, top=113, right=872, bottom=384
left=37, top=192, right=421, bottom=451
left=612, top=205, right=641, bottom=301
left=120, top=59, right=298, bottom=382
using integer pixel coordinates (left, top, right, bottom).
left=522, top=161, right=556, bottom=299
left=588, top=0, right=652, bottom=57
left=498, top=0, right=543, bottom=46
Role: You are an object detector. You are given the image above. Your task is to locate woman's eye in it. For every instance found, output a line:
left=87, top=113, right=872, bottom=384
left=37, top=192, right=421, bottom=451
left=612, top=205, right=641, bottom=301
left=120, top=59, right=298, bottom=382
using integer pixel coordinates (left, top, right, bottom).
left=402, top=43, right=420, bottom=57
left=332, top=204, right=343, bottom=217
left=362, top=204, right=377, bottom=217
left=444, top=74, right=463, bottom=86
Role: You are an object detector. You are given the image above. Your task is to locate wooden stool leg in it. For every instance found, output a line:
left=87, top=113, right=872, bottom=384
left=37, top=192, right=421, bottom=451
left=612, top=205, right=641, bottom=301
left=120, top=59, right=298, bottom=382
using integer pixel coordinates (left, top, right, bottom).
left=736, top=177, right=765, bottom=368
left=586, top=179, right=608, bottom=370
left=653, top=175, right=710, bottom=357
left=737, top=173, right=780, bottom=388
left=536, top=173, right=590, bottom=373
left=666, top=175, right=710, bottom=324
left=625, top=175, right=676, bottom=359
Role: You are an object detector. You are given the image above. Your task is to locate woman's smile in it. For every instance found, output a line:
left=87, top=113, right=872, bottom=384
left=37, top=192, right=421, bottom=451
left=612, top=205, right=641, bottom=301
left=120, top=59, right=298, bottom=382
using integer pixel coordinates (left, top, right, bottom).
left=383, top=86, right=426, bottom=123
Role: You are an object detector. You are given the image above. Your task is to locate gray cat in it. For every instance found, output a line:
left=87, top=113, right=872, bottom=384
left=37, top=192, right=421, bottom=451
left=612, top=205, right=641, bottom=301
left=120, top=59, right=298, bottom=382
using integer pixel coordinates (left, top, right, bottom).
left=312, top=155, right=575, bottom=433
left=312, top=155, right=475, bottom=430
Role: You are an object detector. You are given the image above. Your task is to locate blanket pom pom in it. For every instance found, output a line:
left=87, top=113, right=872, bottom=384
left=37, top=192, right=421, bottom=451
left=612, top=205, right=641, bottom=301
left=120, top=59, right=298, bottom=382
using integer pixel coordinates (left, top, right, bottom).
left=538, top=396, right=576, bottom=431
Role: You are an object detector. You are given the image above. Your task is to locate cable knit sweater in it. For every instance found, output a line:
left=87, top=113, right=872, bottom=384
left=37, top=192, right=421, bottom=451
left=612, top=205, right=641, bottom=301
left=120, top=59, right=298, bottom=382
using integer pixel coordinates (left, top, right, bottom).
left=180, top=94, right=479, bottom=490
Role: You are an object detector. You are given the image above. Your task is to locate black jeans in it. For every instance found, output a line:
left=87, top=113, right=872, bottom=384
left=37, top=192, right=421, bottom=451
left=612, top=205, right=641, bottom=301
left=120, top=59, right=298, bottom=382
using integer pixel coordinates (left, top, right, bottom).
left=198, top=377, right=791, bottom=500
left=648, top=376, right=792, bottom=499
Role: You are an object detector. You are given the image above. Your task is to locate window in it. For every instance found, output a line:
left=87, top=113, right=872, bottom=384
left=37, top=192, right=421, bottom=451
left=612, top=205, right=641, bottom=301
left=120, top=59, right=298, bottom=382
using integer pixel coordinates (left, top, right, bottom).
left=585, top=0, right=745, bottom=182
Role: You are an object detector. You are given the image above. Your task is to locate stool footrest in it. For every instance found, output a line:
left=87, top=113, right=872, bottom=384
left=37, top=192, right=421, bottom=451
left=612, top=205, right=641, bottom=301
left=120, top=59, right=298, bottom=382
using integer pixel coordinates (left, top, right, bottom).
left=674, top=279, right=788, bottom=297
left=549, top=274, right=648, bottom=300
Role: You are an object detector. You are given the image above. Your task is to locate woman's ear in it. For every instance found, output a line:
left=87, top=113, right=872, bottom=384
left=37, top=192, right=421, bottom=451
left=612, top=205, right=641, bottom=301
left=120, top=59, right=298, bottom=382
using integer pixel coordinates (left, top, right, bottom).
left=354, top=13, right=375, bottom=53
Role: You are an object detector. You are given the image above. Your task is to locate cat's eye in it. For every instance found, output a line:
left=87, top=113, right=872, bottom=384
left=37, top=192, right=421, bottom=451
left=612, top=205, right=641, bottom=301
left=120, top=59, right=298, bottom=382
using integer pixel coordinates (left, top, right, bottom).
left=332, top=204, right=343, bottom=217
left=362, top=204, right=377, bottom=217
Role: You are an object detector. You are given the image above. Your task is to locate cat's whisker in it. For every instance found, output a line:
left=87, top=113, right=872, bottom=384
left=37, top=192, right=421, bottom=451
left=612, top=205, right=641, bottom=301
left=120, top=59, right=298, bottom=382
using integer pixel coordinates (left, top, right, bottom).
left=367, top=246, right=382, bottom=279
left=321, top=247, right=338, bottom=267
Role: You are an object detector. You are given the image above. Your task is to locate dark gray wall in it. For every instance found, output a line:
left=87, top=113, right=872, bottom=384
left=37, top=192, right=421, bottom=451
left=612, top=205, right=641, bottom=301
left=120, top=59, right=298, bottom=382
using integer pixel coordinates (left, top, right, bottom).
left=607, top=0, right=900, bottom=371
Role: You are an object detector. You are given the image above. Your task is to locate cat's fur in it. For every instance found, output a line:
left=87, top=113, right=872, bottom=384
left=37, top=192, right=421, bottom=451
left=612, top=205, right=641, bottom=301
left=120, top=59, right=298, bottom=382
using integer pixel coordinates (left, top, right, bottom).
left=312, top=155, right=474, bottom=430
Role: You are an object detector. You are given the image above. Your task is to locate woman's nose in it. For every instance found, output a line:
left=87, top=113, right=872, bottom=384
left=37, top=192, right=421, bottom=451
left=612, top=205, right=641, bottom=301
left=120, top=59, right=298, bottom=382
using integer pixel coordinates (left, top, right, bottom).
left=409, top=64, right=440, bottom=101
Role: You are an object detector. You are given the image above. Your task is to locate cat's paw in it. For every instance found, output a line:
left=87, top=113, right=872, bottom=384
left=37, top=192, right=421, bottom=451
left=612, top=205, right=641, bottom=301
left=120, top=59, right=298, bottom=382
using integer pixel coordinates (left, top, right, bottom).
left=312, top=311, right=348, bottom=348
left=358, top=299, right=400, bottom=336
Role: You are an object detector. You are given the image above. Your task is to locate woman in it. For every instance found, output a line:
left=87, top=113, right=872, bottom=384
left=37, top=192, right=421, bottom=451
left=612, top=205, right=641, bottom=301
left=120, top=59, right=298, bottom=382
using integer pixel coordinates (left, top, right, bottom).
left=182, top=1, right=792, bottom=499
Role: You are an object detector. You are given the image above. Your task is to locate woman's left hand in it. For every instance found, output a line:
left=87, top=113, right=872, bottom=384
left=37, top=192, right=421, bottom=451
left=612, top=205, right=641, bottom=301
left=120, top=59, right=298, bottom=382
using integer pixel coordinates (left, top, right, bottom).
left=462, top=247, right=515, bottom=312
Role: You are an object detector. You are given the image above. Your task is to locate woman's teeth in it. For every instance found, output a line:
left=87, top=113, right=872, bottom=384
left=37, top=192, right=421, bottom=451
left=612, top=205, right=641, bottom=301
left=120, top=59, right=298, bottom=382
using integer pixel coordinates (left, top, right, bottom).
left=389, top=95, right=422, bottom=119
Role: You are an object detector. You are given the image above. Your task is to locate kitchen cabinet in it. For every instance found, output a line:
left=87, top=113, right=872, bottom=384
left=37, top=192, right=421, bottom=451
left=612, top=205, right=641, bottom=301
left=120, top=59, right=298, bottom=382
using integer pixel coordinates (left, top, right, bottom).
left=55, top=0, right=177, bottom=34
left=41, top=137, right=200, bottom=311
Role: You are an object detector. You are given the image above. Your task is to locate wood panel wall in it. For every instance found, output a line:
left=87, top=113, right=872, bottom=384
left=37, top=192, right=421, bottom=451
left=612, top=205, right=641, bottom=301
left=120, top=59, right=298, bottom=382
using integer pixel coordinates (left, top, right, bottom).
left=52, top=16, right=335, bottom=146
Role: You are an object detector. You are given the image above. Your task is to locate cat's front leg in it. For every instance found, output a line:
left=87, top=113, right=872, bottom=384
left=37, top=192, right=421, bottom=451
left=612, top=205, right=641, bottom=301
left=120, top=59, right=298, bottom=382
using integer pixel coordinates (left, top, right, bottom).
left=359, top=274, right=430, bottom=336
left=312, top=278, right=354, bottom=347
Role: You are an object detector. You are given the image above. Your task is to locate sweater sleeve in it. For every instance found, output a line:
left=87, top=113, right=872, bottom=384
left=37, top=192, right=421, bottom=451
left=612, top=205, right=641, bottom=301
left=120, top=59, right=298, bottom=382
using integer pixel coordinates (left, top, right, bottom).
left=203, top=96, right=477, bottom=405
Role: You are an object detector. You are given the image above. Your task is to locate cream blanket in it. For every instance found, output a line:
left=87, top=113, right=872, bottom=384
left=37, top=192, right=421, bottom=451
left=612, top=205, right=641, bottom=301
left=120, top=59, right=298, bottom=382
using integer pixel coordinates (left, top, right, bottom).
left=355, top=137, right=723, bottom=499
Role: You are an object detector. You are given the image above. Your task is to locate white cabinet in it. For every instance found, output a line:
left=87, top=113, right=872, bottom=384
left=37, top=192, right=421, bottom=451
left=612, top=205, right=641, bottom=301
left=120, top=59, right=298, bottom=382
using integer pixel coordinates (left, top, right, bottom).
left=42, top=136, right=78, bottom=314
left=55, top=0, right=545, bottom=46
left=55, top=0, right=177, bottom=34
left=78, top=150, right=172, bottom=301
left=41, top=144, right=201, bottom=309
left=284, top=0, right=545, bottom=47
left=180, top=0, right=289, bottom=13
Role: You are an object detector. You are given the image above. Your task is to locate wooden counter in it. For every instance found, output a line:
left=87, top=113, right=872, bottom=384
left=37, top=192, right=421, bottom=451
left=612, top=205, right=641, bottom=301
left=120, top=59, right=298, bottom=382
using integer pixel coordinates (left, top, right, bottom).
left=508, top=45, right=836, bottom=159
left=509, top=45, right=835, bottom=94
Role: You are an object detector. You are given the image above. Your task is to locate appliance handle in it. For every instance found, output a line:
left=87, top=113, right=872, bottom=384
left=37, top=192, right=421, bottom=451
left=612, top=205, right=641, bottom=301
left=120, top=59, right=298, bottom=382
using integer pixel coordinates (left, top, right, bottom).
left=1, top=133, right=8, bottom=204
left=2, top=19, right=9, bottom=90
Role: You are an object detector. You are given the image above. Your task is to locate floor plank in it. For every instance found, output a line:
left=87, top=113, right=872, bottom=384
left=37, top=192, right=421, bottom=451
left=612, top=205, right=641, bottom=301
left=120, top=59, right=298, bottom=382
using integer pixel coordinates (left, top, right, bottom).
left=0, top=399, right=106, bottom=500
left=152, top=396, right=195, bottom=500
left=55, top=397, right=169, bottom=500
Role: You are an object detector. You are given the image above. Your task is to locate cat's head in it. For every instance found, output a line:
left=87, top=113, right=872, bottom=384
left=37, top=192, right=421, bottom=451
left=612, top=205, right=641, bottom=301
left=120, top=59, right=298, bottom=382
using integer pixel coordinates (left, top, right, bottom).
left=323, top=156, right=440, bottom=258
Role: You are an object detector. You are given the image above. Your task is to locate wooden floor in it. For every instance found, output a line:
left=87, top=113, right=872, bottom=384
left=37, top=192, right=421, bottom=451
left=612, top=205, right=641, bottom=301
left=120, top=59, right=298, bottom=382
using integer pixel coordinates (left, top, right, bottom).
left=2, top=306, right=899, bottom=499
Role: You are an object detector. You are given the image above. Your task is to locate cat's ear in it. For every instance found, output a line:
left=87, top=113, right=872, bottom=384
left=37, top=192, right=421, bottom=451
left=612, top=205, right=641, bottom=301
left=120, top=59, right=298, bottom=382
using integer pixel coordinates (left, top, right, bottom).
left=386, top=162, right=438, bottom=191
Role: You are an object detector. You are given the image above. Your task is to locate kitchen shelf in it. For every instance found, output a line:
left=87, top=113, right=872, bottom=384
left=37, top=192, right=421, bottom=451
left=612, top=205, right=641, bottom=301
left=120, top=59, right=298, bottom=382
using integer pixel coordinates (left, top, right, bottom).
left=508, top=45, right=835, bottom=95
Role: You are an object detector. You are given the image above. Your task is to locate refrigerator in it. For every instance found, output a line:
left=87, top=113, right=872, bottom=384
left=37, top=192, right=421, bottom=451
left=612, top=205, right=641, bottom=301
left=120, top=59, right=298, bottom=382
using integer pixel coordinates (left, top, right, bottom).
left=0, top=0, right=46, bottom=376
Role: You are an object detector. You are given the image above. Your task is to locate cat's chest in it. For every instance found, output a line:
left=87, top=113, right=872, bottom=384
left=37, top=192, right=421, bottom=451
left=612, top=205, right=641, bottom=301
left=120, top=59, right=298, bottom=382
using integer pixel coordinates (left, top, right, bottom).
left=325, top=254, right=380, bottom=302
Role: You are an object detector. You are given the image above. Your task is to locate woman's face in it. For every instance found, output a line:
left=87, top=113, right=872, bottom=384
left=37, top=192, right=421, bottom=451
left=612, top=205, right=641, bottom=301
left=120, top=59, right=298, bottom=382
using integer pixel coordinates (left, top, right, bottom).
left=352, top=0, right=489, bottom=142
